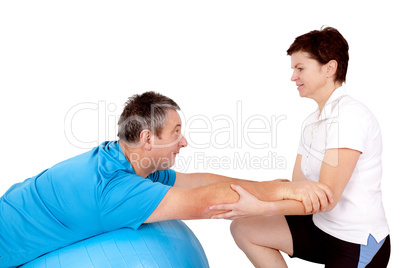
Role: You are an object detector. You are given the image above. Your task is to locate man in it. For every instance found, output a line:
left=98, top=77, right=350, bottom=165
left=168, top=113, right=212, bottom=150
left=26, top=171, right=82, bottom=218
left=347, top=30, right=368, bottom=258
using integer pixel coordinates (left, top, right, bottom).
left=0, top=91, right=332, bottom=267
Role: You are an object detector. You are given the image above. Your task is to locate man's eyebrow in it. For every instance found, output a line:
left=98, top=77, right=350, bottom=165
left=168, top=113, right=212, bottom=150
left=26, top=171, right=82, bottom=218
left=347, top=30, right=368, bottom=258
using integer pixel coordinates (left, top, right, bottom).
left=172, top=124, right=181, bottom=130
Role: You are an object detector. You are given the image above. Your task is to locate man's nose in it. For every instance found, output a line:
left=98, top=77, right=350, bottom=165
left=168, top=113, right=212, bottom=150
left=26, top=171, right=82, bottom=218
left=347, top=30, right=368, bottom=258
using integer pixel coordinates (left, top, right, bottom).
left=179, top=135, right=188, bottom=148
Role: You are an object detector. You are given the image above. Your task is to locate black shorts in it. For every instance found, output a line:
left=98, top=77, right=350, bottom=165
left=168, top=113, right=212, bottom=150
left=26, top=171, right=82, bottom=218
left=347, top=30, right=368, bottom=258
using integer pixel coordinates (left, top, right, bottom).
left=285, top=215, right=391, bottom=268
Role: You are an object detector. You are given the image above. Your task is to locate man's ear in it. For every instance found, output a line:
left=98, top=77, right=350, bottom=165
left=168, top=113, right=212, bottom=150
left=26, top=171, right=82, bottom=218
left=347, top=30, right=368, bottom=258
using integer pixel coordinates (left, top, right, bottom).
left=326, top=60, right=338, bottom=78
left=139, top=129, right=153, bottom=151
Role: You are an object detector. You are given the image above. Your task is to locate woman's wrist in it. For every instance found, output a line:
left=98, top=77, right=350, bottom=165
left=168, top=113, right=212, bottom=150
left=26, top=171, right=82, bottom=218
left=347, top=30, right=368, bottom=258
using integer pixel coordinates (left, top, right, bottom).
left=261, top=201, right=277, bottom=217
left=263, top=200, right=308, bottom=217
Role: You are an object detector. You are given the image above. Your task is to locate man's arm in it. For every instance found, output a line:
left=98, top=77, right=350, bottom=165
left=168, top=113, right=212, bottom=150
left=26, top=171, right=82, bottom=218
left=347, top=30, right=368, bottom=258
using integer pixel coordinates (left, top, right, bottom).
left=173, top=172, right=256, bottom=188
left=144, top=178, right=333, bottom=223
left=174, top=171, right=330, bottom=212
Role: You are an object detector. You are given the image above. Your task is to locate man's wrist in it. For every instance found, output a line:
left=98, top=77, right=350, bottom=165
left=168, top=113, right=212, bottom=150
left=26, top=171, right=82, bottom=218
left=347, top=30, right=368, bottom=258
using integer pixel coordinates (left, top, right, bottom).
left=280, top=181, right=292, bottom=201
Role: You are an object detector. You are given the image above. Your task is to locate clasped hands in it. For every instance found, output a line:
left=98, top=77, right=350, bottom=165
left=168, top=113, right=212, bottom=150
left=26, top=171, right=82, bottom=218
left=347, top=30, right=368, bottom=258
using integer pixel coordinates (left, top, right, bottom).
left=209, top=180, right=334, bottom=220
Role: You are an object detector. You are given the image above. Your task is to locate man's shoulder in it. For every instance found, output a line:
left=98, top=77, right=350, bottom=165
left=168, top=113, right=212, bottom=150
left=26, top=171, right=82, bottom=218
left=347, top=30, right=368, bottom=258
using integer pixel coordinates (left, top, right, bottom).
left=147, top=169, right=176, bottom=186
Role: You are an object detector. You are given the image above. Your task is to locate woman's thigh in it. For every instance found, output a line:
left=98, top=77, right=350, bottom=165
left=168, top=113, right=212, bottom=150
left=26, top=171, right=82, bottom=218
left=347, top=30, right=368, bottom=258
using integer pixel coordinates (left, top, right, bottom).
left=285, top=215, right=326, bottom=264
left=231, top=215, right=294, bottom=256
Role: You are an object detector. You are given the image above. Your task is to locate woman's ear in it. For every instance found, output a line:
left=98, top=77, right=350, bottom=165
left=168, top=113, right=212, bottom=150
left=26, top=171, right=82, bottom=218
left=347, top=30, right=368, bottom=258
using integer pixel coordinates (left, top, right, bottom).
left=139, top=129, right=153, bottom=151
left=326, top=60, right=338, bottom=78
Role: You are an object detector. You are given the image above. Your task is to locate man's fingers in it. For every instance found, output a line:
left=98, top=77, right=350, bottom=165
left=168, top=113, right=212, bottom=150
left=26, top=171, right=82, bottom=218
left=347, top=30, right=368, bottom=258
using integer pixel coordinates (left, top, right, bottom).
left=286, top=181, right=334, bottom=214
left=318, top=183, right=334, bottom=203
left=319, top=194, right=329, bottom=212
left=301, top=194, right=313, bottom=214
left=309, top=191, right=320, bottom=214
left=302, top=184, right=327, bottom=214
left=316, top=187, right=329, bottom=211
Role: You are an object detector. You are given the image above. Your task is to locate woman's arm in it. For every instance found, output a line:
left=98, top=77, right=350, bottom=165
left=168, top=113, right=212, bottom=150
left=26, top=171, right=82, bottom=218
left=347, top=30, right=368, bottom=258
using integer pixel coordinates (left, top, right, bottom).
left=292, top=154, right=308, bottom=181
left=209, top=185, right=314, bottom=220
left=210, top=149, right=359, bottom=219
left=269, top=148, right=361, bottom=215
left=318, top=148, right=361, bottom=211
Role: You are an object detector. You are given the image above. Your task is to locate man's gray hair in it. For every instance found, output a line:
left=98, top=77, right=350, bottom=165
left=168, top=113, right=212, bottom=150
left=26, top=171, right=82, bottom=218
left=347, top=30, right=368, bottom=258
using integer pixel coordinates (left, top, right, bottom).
left=117, top=91, right=180, bottom=145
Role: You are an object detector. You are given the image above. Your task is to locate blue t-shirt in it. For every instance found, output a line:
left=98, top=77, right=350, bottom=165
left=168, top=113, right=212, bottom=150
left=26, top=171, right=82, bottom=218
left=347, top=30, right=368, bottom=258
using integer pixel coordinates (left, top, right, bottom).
left=0, top=141, right=176, bottom=267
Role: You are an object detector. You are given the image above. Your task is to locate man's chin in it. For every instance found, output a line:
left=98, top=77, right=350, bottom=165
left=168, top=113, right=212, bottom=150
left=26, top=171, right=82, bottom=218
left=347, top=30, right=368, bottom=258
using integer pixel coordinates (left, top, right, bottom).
left=157, top=160, right=174, bottom=171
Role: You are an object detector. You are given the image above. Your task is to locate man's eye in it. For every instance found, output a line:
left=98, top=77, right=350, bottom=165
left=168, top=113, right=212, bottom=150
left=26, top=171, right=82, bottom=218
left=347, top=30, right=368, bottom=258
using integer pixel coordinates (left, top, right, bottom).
left=298, top=68, right=303, bottom=71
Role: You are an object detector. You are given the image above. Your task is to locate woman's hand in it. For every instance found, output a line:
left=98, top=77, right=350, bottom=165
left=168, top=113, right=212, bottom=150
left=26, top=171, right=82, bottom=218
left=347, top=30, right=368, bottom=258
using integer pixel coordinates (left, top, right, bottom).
left=209, top=184, right=270, bottom=220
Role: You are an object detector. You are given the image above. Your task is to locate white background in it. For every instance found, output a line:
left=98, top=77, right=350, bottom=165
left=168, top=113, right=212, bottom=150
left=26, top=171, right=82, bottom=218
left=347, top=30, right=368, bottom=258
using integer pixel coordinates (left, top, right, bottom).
left=1, top=1, right=400, bottom=267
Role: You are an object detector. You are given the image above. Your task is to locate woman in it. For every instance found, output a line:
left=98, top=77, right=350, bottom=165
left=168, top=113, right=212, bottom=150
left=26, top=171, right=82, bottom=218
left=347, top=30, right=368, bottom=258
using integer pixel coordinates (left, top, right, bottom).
left=210, top=27, right=390, bottom=267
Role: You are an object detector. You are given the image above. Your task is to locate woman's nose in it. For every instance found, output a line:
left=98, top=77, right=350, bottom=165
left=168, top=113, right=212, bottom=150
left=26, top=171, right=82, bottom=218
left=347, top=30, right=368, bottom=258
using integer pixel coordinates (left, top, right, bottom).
left=291, top=70, right=299, bottom=82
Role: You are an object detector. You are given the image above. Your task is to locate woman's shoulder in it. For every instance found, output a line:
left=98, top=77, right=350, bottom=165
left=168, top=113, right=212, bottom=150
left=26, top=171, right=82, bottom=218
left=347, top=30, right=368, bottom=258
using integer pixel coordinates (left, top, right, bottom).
left=336, top=95, right=380, bottom=135
left=338, top=95, right=375, bottom=119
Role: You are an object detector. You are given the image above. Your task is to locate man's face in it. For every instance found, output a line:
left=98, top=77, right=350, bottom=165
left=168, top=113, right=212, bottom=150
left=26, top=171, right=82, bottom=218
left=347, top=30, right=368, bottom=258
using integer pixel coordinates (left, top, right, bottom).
left=151, top=109, right=188, bottom=170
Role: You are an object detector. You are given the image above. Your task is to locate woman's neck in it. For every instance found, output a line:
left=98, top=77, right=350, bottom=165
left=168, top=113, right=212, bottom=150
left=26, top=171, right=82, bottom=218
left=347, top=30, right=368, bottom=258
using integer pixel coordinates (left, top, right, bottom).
left=316, top=82, right=343, bottom=113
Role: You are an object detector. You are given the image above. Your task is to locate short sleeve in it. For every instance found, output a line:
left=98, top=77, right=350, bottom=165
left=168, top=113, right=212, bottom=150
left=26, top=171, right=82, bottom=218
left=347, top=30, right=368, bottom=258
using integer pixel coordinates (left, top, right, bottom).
left=147, top=169, right=176, bottom=186
left=297, top=111, right=317, bottom=156
left=297, top=134, right=307, bottom=156
left=99, top=173, right=172, bottom=231
left=326, top=100, right=370, bottom=153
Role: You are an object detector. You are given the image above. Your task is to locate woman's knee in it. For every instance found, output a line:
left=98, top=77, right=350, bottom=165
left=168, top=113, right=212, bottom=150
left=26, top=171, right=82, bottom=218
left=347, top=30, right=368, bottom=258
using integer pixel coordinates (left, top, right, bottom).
left=230, top=219, right=250, bottom=247
left=230, top=216, right=294, bottom=255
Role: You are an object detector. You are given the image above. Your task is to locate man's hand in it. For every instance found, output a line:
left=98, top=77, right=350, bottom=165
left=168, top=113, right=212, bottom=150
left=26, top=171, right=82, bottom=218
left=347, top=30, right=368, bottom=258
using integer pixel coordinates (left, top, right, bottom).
left=282, top=181, right=334, bottom=214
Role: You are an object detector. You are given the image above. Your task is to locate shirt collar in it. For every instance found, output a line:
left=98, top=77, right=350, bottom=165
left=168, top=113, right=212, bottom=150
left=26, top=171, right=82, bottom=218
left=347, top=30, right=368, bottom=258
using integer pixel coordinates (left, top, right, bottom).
left=318, top=85, right=348, bottom=120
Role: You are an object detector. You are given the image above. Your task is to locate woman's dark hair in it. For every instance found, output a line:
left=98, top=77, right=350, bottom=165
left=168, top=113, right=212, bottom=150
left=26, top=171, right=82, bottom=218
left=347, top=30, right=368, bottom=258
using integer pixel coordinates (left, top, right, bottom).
left=118, top=91, right=180, bottom=144
left=287, top=27, right=349, bottom=83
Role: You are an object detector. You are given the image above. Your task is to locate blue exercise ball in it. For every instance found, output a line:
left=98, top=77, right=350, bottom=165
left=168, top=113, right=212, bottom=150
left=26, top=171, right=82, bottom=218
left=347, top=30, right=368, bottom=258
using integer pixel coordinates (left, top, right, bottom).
left=20, top=220, right=209, bottom=268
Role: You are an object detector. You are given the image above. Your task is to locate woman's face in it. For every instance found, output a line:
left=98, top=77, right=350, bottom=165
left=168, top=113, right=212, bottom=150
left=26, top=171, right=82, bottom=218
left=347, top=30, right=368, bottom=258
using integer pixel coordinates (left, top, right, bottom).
left=290, top=51, right=328, bottom=99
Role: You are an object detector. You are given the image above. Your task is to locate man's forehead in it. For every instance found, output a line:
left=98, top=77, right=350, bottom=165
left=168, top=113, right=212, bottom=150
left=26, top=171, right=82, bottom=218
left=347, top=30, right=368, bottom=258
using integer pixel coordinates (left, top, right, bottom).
left=165, top=109, right=182, bottom=127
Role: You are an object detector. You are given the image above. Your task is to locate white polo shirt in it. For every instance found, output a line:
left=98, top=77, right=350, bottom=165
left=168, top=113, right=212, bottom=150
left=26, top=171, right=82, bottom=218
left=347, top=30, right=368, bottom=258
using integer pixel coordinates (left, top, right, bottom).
left=297, top=86, right=389, bottom=245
